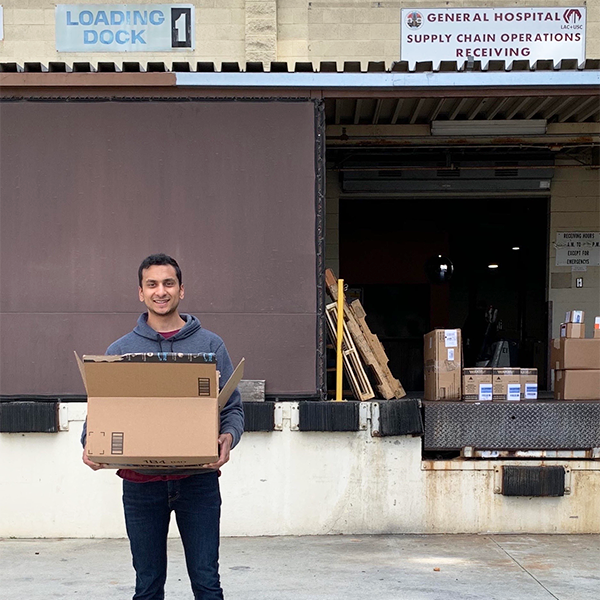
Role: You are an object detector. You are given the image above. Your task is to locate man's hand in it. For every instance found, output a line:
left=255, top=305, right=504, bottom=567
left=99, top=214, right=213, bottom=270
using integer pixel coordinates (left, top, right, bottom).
left=204, top=433, right=233, bottom=470
left=82, top=447, right=105, bottom=471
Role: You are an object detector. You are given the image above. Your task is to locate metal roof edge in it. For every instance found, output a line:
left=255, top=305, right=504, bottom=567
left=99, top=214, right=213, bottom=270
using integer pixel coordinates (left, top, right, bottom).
left=175, top=70, right=600, bottom=89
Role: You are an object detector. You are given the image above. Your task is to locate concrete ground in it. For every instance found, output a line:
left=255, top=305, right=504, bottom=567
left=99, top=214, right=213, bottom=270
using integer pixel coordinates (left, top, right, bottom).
left=1, top=534, right=597, bottom=600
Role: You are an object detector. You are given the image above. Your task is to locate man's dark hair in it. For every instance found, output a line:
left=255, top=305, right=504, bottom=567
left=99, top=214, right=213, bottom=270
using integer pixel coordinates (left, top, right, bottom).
left=138, top=254, right=183, bottom=287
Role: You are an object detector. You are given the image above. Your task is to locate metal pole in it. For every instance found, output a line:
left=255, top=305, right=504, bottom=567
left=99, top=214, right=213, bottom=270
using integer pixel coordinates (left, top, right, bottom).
left=336, top=279, right=344, bottom=402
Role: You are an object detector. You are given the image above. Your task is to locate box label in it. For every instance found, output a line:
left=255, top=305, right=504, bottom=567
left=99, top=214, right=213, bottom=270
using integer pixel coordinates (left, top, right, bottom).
left=198, top=377, right=211, bottom=396
left=111, top=432, right=124, bottom=454
left=525, top=383, right=538, bottom=400
left=444, top=330, right=458, bottom=348
left=479, top=383, right=493, bottom=401
left=447, top=348, right=455, bottom=361
left=507, top=384, right=521, bottom=401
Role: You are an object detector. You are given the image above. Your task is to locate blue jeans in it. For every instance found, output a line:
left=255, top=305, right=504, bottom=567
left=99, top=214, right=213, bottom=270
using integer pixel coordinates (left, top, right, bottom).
left=122, top=472, right=223, bottom=600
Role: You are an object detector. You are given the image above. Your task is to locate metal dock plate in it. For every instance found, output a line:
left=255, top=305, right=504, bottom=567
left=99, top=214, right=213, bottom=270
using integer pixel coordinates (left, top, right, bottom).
left=423, top=401, right=600, bottom=451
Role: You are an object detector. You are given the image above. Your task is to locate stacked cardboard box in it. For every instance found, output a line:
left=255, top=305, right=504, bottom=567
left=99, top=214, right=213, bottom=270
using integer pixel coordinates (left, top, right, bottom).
left=520, top=368, right=538, bottom=400
left=492, top=368, right=521, bottom=401
left=560, top=310, right=585, bottom=339
left=463, top=367, right=493, bottom=402
left=426, top=329, right=541, bottom=402
left=552, top=311, right=600, bottom=401
left=462, top=366, right=538, bottom=402
left=552, top=340, right=600, bottom=400
left=424, top=329, right=462, bottom=400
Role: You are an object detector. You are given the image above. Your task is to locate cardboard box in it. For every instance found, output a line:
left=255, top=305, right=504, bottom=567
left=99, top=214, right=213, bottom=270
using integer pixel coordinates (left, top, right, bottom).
left=424, top=329, right=462, bottom=400
left=555, top=370, right=600, bottom=400
left=565, top=310, right=584, bottom=324
left=463, top=367, right=493, bottom=402
left=492, top=368, right=521, bottom=401
left=520, top=368, right=538, bottom=400
left=551, top=339, right=600, bottom=370
left=76, top=352, right=244, bottom=468
left=560, top=323, right=585, bottom=339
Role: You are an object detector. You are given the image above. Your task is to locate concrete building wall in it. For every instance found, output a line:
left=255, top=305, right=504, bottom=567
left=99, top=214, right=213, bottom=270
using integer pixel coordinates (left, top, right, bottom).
left=278, top=0, right=600, bottom=67
left=549, top=162, right=600, bottom=340
left=0, top=0, right=598, bottom=65
left=1, top=402, right=599, bottom=538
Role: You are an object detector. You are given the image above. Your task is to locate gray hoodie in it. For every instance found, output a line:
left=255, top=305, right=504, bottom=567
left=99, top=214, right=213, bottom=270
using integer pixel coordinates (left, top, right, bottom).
left=81, top=313, right=244, bottom=471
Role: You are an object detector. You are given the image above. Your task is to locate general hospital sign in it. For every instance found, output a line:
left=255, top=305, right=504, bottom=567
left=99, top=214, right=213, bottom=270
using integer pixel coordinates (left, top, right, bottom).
left=401, top=7, right=586, bottom=68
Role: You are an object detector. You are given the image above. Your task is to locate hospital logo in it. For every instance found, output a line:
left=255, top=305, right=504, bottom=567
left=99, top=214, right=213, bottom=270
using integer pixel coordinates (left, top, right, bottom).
left=563, top=8, right=582, bottom=24
left=405, top=11, right=423, bottom=29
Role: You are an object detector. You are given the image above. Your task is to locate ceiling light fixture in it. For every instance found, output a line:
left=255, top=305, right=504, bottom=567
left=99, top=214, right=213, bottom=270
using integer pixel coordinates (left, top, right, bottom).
left=431, top=119, right=547, bottom=136
left=488, top=264, right=499, bottom=269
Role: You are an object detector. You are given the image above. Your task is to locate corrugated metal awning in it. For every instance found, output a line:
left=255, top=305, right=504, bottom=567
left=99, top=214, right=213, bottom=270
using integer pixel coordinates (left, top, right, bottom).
left=1, top=59, right=599, bottom=125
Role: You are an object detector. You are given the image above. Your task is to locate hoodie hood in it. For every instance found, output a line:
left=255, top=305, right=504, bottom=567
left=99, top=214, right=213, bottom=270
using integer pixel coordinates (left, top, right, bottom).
left=132, top=313, right=202, bottom=351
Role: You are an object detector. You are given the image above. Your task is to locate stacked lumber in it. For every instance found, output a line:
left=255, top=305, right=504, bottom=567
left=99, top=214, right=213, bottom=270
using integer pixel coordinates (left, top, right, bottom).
left=325, top=269, right=406, bottom=400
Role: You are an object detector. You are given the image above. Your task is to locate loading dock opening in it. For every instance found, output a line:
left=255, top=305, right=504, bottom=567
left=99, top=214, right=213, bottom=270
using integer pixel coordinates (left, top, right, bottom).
left=334, top=149, right=551, bottom=392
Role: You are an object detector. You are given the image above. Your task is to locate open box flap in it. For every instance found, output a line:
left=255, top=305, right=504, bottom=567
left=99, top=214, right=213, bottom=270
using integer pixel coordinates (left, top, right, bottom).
left=74, top=354, right=218, bottom=398
left=74, top=352, right=89, bottom=394
left=218, top=358, right=245, bottom=411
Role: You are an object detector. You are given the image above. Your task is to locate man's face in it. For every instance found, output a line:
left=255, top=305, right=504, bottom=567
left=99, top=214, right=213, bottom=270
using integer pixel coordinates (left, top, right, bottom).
left=138, top=264, right=184, bottom=317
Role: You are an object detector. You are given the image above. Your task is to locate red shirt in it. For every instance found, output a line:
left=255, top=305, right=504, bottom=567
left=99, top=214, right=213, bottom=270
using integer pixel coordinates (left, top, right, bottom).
left=118, top=328, right=189, bottom=483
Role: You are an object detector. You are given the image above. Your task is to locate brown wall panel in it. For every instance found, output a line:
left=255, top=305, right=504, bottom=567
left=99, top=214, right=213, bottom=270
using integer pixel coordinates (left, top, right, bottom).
left=0, top=313, right=316, bottom=396
left=0, top=101, right=318, bottom=395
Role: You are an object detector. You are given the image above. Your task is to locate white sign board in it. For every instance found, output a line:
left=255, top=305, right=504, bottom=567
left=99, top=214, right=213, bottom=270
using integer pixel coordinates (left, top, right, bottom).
left=555, top=232, right=600, bottom=267
left=56, top=4, right=194, bottom=52
left=401, top=7, right=586, bottom=68
left=0, top=6, right=4, bottom=41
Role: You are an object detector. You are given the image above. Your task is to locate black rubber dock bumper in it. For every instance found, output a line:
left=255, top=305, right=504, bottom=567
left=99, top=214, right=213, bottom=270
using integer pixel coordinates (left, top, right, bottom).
left=243, top=402, right=275, bottom=432
left=0, top=401, right=59, bottom=433
left=502, top=465, right=565, bottom=497
left=375, top=399, right=423, bottom=437
left=299, top=401, right=360, bottom=432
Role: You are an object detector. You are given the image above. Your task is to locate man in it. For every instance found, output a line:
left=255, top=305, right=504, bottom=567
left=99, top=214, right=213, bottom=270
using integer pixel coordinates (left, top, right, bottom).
left=82, top=253, right=244, bottom=600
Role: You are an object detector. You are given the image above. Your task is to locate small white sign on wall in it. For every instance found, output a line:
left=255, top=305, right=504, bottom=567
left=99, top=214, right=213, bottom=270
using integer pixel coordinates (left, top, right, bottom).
left=56, top=4, right=194, bottom=52
left=0, top=6, right=4, bottom=41
left=555, top=232, right=600, bottom=267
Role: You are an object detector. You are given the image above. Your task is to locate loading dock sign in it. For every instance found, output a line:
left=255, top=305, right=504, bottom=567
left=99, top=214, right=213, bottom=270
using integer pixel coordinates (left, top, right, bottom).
left=56, top=4, right=194, bottom=52
left=555, top=232, right=600, bottom=267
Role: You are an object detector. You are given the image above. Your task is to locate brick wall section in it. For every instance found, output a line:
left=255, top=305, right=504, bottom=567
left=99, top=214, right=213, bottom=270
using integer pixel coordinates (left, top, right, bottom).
left=277, top=0, right=600, bottom=68
left=1, top=1, right=598, bottom=67
left=245, top=0, right=277, bottom=63
left=549, top=161, right=600, bottom=339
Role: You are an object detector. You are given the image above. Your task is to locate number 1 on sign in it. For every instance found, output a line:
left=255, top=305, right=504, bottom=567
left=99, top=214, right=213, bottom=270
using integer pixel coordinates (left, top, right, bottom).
left=174, top=13, right=187, bottom=42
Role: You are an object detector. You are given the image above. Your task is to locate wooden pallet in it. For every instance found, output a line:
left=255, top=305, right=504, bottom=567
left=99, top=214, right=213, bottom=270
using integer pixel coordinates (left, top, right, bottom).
left=325, top=302, right=375, bottom=401
left=325, top=269, right=406, bottom=400
left=349, top=299, right=406, bottom=399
